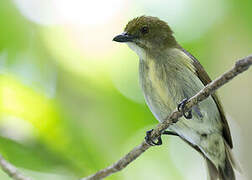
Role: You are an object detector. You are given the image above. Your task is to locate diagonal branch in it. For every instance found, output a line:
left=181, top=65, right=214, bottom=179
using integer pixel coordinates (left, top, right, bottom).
left=81, top=55, right=252, bottom=180
left=0, top=55, right=251, bottom=180
left=0, top=155, right=33, bottom=180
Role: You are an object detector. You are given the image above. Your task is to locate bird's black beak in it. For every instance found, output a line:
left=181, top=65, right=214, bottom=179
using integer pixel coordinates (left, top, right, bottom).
left=113, top=32, right=135, bottom=42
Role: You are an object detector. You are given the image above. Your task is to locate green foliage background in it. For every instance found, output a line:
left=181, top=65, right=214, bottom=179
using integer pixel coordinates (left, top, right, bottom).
left=0, top=0, right=251, bottom=179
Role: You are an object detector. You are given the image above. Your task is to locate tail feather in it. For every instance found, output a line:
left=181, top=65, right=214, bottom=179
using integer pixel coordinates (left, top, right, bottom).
left=218, top=154, right=235, bottom=180
left=206, top=143, right=238, bottom=180
left=225, top=142, right=242, bottom=173
left=205, top=158, right=218, bottom=180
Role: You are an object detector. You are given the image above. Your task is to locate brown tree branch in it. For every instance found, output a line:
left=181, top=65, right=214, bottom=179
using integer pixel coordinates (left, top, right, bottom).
left=81, top=55, right=252, bottom=180
left=0, top=155, right=33, bottom=180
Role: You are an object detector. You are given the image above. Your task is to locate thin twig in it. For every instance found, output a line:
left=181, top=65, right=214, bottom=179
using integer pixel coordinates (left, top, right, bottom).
left=0, top=155, right=33, bottom=180
left=81, top=55, right=252, bottom=180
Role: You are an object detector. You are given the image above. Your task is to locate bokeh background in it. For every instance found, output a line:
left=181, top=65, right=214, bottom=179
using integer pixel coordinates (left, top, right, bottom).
left=0, top=0, right=251, bottom=179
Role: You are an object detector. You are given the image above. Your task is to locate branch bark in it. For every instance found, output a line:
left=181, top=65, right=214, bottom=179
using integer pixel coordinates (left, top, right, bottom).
left=0, top=155, right=33, bottom=180
left=81, top=55, right=252, bottom=180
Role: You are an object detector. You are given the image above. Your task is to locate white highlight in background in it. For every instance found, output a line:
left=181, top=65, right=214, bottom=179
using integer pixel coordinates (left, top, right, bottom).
left=13, top=0, right=125, bottom=25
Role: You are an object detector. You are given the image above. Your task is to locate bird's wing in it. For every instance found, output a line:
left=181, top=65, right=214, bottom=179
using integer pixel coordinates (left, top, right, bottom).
left=181, top=48, right=233, bottom=148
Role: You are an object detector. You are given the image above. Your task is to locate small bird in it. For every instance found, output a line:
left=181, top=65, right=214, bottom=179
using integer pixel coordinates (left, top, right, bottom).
left=113, top=16, right=239, bottom=180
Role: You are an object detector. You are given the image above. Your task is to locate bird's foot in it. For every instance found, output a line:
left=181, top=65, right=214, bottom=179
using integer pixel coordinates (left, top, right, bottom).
left=178, top=98, right=192, bottom=119
left=145, top=129, right=162, bottom=146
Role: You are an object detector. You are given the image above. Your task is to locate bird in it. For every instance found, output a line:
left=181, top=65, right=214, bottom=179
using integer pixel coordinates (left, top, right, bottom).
left=113, top=16, right=240, bottom=180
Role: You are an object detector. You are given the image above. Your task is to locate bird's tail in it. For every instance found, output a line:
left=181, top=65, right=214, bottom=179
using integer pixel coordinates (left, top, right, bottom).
left=205, top=157, right=219, bottom=180
left=206, top=143, right=240, bottom=180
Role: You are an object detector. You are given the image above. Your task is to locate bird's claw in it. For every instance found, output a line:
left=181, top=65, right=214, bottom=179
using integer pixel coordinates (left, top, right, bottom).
left=178, top=98, right=193, bottom=119
left=145, top=129, right=162, bottom=146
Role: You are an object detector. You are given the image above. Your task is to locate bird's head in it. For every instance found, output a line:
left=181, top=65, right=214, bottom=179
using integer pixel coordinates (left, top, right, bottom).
left=113, top=16, right=177, bottom=56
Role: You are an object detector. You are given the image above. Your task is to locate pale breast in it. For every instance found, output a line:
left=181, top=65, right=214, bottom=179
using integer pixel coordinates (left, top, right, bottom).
left=138, top=48, right=222, bottom=143
left=139, top=49, right=197, bottom=121
left=139, top=58, right=177, bottom=121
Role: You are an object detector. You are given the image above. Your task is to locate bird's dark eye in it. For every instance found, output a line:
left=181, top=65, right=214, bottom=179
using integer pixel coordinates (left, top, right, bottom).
left=140, top=26, right=149, bottom=34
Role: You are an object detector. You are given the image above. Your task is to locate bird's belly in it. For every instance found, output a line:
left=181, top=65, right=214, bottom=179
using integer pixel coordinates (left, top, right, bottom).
left=140, top=66, right=222, bottom=146
left=146, top=91, right=221, bottom=146
left=144, top=86, right=219, bottom=144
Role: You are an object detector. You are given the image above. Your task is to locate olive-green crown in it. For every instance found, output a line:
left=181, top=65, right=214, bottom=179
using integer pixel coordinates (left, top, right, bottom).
left=124, top=16, right=177, bottom=49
